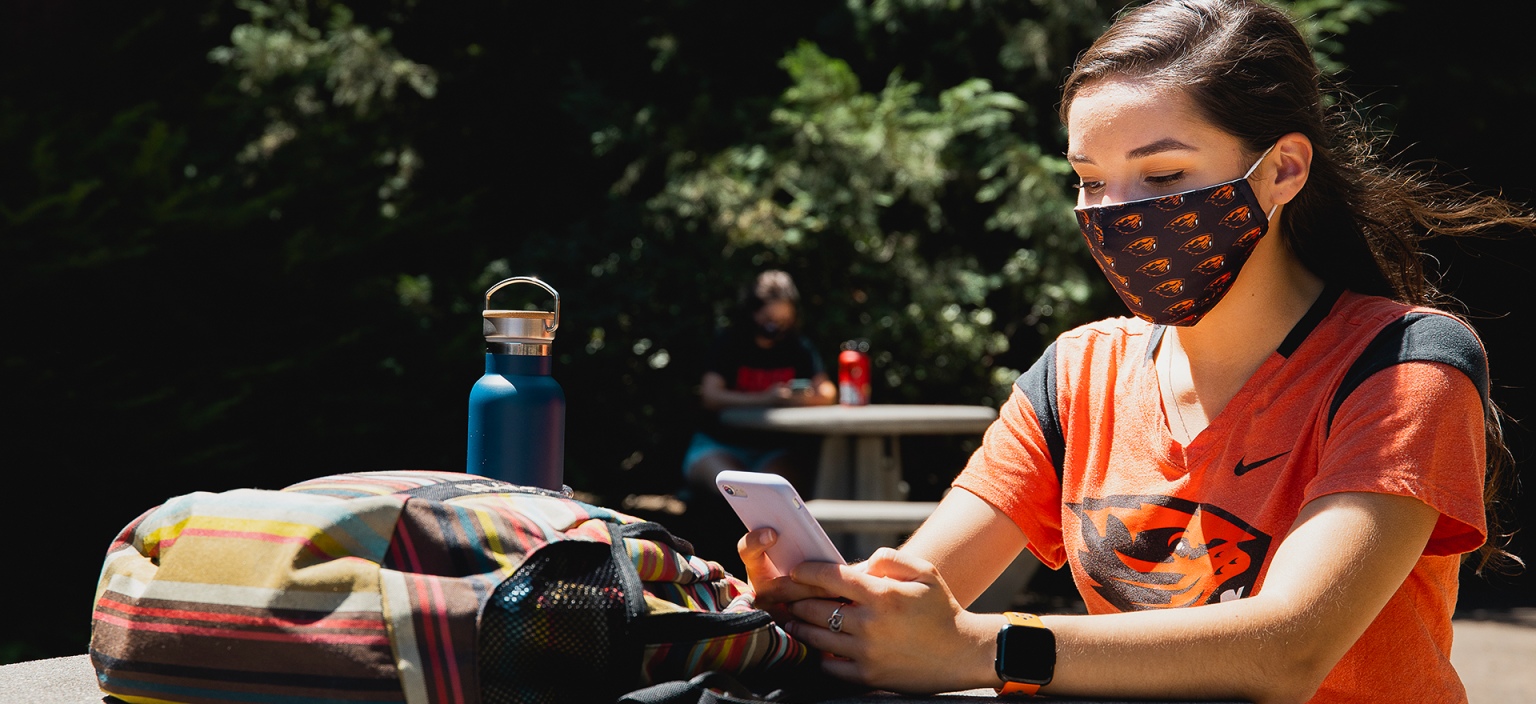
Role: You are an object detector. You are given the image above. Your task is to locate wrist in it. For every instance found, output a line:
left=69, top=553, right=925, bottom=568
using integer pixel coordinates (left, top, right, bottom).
left=994, top=611, right=1056, bottom=696
left=958, top=611, right=1012, bottom=690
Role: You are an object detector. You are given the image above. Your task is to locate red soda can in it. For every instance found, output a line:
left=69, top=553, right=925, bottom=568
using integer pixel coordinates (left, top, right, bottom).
left=838, top=340, right=871, bottom=406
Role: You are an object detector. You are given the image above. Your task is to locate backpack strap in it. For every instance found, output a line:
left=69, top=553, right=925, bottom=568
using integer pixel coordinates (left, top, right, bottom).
left=1326, top=312, right=1489, bottom=435
left=1013, top=341, right=1064, bottom=481
left=615, top=520, right=697, bottom=557
left=394, top=476, right=561, bottom=501
left=617, top=671, right=785, bottom=704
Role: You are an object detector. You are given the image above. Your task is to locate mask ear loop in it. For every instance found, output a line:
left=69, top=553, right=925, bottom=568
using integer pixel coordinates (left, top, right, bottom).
left=1243, top=143, right=1278, bottom=180
left=1246, top=143, right=1281, bottom=221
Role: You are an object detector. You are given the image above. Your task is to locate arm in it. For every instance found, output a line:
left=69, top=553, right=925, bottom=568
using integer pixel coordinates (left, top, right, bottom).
left=736, top=487, right=1023, bottom=631
left=784, top=335, right=837, bottom=406
left=899, top=487, right=1027, bottom=609
left=700, top=371, right=836, bottom=410
left=699, top=372, right=776, bottom=410
left=785, top=490, right=1438, bottom=703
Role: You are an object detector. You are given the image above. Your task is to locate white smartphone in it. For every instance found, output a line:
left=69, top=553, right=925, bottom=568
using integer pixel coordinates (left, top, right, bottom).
left=715, top=470, right=845, bottom=576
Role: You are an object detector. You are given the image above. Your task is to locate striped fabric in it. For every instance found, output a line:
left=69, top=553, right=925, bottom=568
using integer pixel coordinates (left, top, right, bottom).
left=91, top=471, right=809, bottom=704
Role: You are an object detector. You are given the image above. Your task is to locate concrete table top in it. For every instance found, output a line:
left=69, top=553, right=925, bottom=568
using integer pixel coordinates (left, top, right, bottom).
left=721, top=404, right=998, bottom=560
left=719, top=404, right=997, bottom=436
left=0, top=654, right=1247, bottom=703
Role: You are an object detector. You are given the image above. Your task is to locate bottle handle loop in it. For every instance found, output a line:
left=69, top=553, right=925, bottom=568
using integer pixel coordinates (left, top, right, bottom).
left=485, top=277, right=560, bottom=334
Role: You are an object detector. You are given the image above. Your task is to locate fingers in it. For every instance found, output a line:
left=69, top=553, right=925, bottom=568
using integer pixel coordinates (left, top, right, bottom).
left=757, top=574, right=840, bottom=605
left=785, top=600, right=861, bottom=651
left=775, top=550, right=973, bottom=695
left=738, top=528, right=837, bottom=605
left=789, top=598, right=857, bottom=635
left=738, top=529, right=852, bottom=596
left=792, top=562, right=871, bottom=602
left=860, top=547, right=935, bottom=582
left=791, top=548, right=938, bottom=603
left=784, top=602, right=871, bottom=687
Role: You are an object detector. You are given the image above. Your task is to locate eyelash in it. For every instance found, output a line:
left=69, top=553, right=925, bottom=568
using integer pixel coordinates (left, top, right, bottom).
left=1072, top=171, right=1186, bottom=194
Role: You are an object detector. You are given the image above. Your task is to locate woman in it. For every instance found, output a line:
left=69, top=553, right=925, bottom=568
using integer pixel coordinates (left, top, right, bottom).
left=738, top=2, right=1527, bottom=702
left=684, top=270, right=838, bottom=497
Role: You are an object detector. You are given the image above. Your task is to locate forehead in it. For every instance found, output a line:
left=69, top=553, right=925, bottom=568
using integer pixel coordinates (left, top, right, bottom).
left=1066, top=78, right=1235, bottom=162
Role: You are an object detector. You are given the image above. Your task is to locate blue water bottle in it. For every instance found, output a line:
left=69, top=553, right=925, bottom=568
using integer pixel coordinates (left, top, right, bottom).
left=466, top=276, right=567, bottom=492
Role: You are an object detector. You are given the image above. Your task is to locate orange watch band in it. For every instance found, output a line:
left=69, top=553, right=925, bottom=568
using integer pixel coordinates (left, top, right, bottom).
left=996, top=611, right=1045, bottom=696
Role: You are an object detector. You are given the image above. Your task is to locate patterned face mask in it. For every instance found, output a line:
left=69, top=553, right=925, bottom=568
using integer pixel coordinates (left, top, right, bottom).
left=1074, top=147, right=1278, bottom=326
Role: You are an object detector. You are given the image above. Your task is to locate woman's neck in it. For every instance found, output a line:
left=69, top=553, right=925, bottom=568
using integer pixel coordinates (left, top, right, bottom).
left=1175, top=235, right=1324, bottom=363
left=1158, top=232, right=1326, bottom=442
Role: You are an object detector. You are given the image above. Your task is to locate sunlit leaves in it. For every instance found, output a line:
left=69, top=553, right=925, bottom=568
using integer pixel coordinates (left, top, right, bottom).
left=648, top=40, right=1090, bottom=403
left=210, top=0, right=437, bottom=113
left=1279, top=0, right=1397, bottom=75
left=210, top=0, right=436, bottom=224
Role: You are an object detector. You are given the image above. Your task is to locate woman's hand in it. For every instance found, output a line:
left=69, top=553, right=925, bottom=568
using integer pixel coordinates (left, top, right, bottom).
left=779, top=376, right=838, bottom=407
left=763, top=382, right=798, bottom=406
left=736, top=528, right=841, bottom=623
left=782, top=547, right=1002, bottom=694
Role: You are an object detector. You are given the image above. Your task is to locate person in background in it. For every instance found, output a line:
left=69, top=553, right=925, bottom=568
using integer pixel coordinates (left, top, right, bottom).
left=684, top=270, right=837, bottom=498
left=737, top=1, right=1530, bottom=702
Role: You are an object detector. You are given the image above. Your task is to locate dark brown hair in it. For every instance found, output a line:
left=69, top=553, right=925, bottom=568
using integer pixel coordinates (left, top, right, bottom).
left=1061, top=0, right=1528, bottom=573
left=733, top=269, right=802, bottom=331
left=751, top=269, right=800, bottom=308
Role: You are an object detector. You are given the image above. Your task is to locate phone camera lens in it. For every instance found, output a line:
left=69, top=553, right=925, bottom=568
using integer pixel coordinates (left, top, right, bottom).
left=723, top=485, right=735, bottom=496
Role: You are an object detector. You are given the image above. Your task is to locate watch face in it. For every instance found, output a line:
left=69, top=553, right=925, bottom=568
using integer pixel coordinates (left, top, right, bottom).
left=998, top=625, right=1056, bottom=686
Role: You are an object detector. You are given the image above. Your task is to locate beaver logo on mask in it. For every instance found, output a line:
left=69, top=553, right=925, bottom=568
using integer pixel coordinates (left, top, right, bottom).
left=1068, top=495, right=1271, bottom=611
left=1123, top=236, right=1159, bottom=256
left=1075, top=145, right=1278, bottom=326
left=1179, top=234, right=1214, bottom=254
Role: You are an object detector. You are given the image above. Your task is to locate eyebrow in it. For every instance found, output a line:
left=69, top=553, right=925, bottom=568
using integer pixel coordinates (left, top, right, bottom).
left=1068, top=137, right=1198, bottom=164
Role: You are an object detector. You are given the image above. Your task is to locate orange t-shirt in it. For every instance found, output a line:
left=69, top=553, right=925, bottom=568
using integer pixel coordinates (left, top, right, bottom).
left=954, top=289, right=1488, bottom=703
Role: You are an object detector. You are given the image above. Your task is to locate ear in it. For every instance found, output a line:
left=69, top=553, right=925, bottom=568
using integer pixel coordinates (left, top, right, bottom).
left=1265, top=131, right=1313, bottom=209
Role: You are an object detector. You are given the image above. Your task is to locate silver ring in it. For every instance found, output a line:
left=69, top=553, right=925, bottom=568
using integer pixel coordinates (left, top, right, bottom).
left=827, top=606, right=844, bottom=633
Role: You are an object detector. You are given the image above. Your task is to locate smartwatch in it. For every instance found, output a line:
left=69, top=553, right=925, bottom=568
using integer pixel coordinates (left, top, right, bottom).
left=994, top=611, right=1055, bottom=695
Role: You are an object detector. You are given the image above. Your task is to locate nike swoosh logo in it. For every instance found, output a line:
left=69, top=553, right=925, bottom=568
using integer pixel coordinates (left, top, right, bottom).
left=1234, top=451, right=1291, bottom=477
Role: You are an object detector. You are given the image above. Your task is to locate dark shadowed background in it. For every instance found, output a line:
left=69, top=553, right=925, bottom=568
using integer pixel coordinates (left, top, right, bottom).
left=2, top=0, right=1532, bottom=662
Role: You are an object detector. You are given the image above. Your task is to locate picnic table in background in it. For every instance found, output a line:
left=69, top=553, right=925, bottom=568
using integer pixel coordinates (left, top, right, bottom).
left=717, top=404, right=997, bottom=503
left=717, top=403, right=1042, bottom=612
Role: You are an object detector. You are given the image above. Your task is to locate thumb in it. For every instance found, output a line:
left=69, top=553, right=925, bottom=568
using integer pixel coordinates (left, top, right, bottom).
left=738, top=528, right=781, bottom=579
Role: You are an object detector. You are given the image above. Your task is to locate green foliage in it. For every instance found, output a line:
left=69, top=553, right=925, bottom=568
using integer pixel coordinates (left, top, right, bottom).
left=208, top=0, right=435, bottom=222
left=1279, top=0, right=1398, bottom=75
left=211, top=0, right=437, bottom=111
left=648, top=39, right=1092, bottom=400
left=2, top=0, right=1405, bottom=497
left=0, top=0, right=1411, bottom=659
left=1, top=0, right=1407, bottom=490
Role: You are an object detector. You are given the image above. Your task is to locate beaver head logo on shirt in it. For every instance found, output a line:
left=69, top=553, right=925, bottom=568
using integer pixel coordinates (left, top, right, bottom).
left=1068, top=495, right=1272, bottom=611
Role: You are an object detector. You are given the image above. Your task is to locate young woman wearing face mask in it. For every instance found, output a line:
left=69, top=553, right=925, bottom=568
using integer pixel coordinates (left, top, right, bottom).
left=736, top=2, right=1530, bottom=702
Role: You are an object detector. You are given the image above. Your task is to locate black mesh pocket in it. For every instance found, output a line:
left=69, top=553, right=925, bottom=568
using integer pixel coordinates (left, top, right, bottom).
left=479, top=540, right=635, bottom=704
